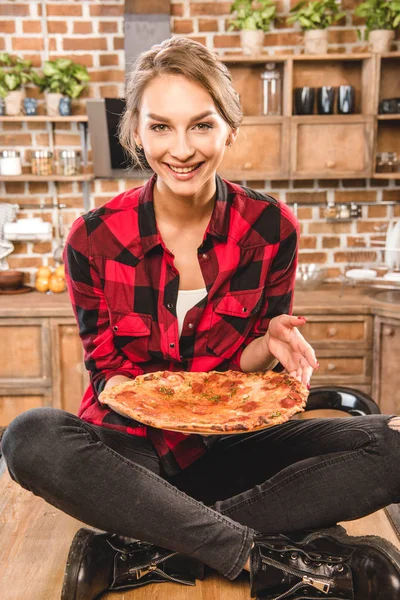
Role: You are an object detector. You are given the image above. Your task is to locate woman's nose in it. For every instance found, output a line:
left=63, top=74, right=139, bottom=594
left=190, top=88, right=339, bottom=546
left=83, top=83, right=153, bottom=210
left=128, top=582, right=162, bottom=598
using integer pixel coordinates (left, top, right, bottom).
left=170, top=135, right=195, bottom=160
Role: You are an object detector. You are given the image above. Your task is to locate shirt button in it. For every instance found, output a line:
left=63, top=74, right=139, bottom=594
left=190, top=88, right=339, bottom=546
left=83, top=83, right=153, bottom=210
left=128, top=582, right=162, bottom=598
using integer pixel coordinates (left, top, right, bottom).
left=167, top=303, right=173, bottom=309
left=188, top=323, right=194, bottom=329
left=170, top=343, right=175, bottom=348
left=202, top=253, right=208, bottom=260
left=242, top=307, right=248, bottom=313
left=180, top=354, right=184, bottom=360
left=113, top=326, right=118, bottom=331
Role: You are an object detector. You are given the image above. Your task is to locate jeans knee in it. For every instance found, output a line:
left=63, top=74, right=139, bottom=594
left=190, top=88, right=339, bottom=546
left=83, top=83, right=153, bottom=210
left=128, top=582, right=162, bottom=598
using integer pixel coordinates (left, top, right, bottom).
left=2, top=407, right=73, bottom=481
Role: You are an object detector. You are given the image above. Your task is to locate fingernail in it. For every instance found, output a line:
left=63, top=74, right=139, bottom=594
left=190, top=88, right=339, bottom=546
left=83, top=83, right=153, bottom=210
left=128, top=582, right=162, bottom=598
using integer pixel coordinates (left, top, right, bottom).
left=316, top=362, right=320, bottom=369
left=307, top=382, right=311, bottom=390
left=297, top=316, right=307, bottom=322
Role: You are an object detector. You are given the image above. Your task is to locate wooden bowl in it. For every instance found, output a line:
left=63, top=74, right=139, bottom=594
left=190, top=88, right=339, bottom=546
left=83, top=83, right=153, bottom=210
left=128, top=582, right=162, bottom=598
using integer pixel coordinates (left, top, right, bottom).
left=0, top=270, right=25, bottom=290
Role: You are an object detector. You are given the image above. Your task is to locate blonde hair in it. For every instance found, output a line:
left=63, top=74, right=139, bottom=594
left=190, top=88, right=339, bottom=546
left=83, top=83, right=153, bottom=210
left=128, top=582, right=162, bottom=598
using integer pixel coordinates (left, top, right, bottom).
left=117, top=36, right=243, bottom=170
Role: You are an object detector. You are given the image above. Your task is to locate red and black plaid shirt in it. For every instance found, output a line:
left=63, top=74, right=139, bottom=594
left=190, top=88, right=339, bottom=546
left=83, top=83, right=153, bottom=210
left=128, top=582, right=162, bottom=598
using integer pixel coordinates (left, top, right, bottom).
left=63, top=173, right=299, bottom=477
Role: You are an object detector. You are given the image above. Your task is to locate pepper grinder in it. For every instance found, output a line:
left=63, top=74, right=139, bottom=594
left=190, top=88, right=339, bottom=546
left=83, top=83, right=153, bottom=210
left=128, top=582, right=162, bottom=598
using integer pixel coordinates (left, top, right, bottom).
left=261, top=63, right=282, bottom=116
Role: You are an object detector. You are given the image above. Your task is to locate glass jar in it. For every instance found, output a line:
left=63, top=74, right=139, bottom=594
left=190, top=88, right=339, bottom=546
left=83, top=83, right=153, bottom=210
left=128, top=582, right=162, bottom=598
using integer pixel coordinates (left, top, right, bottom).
left=261, top=63, right=282, bottom=116
left=31, top=150, right=53, bottom=176
left=324, top=201, right=338, bottom=220
left=339, top=204, right=351, bottom=219
left=0, top=150, right=22, bottom=176
left=58, top=150, right=81, bottom=176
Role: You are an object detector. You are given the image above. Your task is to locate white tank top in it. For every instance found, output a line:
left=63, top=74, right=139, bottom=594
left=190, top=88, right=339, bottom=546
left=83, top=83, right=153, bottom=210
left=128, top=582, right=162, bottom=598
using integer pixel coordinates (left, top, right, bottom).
left=176, top=288, right=207, bottom=337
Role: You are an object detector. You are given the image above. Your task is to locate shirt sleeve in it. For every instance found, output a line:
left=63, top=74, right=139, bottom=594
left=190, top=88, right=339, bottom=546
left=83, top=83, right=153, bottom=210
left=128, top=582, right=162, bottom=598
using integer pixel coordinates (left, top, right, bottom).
left=63, top=216, right=143, bottom=398
left=227, top=215, right=299, bottom=371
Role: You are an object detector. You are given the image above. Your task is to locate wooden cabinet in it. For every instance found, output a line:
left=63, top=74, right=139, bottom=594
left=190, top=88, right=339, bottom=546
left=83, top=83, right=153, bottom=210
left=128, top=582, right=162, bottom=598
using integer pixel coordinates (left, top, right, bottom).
left=302, top=315, right=373, bottom=391
left=290, top=116, right=373, bottom=179
left=0, top=316, right=85, bottom=426
left=219, top=52, right=400, bottom=181
left=372, top=316, right=400, bottom=415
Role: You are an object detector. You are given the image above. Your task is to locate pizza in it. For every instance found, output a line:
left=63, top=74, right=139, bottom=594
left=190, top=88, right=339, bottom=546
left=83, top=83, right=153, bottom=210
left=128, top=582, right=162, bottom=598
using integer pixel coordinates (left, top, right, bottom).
left=98, top=369, right=309, bottom=435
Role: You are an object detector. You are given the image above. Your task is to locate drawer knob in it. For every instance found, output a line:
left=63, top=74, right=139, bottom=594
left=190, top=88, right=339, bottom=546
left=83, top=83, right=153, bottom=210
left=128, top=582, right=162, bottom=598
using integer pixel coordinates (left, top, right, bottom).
left=327, top=362, right=336, bottom=371
left=325, top=160, right=336, bottom=168
left=327, top=327, right=337, bottom=337
left=383, top=326, right=395, bottom=336
left=244, top=162, right=253, bottom=170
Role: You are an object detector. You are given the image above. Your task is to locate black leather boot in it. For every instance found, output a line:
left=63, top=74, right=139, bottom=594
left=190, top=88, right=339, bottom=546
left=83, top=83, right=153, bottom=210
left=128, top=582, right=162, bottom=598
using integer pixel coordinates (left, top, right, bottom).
left=61, top=528, right=205, bottom=600
left=250, top=525, right=400, bottom=599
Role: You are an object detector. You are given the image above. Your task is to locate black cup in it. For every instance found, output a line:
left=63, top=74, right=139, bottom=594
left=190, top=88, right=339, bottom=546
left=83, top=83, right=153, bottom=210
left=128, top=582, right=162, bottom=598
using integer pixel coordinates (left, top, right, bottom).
left=337, top=85, right=355, bottom=114
left=317, top=86, right=336, bottom=114
left=294, top=87, right=315, bottom=115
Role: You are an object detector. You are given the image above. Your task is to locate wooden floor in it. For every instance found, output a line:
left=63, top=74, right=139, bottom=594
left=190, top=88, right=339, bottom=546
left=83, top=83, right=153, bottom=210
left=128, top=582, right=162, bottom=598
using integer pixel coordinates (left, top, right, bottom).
left=0, top=465, right=399, bottom=600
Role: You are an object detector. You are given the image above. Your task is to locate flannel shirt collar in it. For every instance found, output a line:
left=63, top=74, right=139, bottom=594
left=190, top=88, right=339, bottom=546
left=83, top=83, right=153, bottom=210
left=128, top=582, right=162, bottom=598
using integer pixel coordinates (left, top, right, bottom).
left=136, top=172, right=231, bottom=258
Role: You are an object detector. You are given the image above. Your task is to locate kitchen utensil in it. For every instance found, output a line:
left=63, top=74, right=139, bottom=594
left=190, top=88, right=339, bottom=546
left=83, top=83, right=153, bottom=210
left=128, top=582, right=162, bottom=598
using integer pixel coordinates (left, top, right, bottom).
left=0, top=269, right=25, bottom=290
left=294, top=87, right=315, bottom=115
left=0, top=285, right=33, bottom=295
left=295, top=264, right=327, bottom=290
left=345, top=268, right=377, bottom=281
left=391, top=220, right=400, bottom=270
left=317, top=86, right=335, bottom=115
left=53, top=203, right=66, bottom=265
left=337, top=85, right=355, bottom=114
left=385, top=219, right=398, bottom=271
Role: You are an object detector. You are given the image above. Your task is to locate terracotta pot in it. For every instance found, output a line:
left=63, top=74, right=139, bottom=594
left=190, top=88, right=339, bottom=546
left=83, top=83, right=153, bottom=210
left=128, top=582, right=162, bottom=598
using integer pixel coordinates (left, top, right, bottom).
left=240, top=29, right=265, bottom=56
left=369, top=30, right=395, bottom=53
left=0, top=269, right=24, bottom=290
left=46, top=92, right=63, bottom=116
left=304, top=29, right=328, bottom=55
left=5, top=90, right=24, bottom=116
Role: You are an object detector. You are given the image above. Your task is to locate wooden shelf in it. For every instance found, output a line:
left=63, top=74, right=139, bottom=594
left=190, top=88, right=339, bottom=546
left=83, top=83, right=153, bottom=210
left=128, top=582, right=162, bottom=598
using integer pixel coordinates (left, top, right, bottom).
left=377, top=115, right=400, bottom=120
left=0, top=115, right=88, bottom=122
left=0, top=174, right=94, bottom=182
left=372, top=172, right=400, bottom=179
left=221, top=53, right=372, bottom=63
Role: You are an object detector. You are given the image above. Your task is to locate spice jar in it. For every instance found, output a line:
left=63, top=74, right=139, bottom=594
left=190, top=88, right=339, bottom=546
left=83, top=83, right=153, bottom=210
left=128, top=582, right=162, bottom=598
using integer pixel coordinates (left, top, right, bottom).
left=324, top=201, right=338, bottom=220
left=31, top=150, right=53, bottom=176
left=0, top=150, right=22, bottom=176
left=58, top=150, right=81, bottom=176
left=339, top=204, right=351, bottom=219
left=376, top=152, right=393, bottom=173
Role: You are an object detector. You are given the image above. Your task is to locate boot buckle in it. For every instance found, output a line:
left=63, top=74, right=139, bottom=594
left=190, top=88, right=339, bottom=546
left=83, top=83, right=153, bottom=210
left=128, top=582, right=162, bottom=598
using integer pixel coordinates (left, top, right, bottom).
left=302, top=575, right=330, bottom=594
left=134, top=563, right=157, bottom=580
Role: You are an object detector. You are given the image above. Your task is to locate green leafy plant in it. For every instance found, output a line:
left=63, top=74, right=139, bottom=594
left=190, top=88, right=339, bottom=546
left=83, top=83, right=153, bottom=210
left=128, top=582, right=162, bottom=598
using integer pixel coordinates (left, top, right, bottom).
left=33, top=59, right=90, bottom=99
left=228, top=0, right=277, bottom=31
left=0, top=52, right=34, bottom=98
left=287, top=0, right=346, bottom=30
left=354, top=0, right=400, bottom=41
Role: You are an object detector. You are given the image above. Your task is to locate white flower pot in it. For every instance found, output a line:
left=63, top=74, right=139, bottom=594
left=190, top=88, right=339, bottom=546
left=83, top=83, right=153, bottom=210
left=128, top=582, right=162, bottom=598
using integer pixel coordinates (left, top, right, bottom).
left=46, top=92, right=63, bottom=116
left=5, top=90, right=24, bottom=116
left=369, top=30, right=395, bottom=53
left=240, top=29, right=265, bottom=56
left=304, top=29, right=328, bottom=55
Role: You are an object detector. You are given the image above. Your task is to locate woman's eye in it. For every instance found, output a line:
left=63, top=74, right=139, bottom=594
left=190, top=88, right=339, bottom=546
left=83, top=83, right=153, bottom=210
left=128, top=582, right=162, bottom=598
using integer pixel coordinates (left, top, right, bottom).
left=150, top=124, right=168, bottom=132
left=150, top=123, right=213, bottom=132
left=195, top=123, right=213, bottom=130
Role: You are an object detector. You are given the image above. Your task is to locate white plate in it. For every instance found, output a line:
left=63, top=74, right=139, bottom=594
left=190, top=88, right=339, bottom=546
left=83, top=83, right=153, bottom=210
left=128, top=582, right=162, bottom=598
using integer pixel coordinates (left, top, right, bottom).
left=383, top=272, right=400, bottom=282
left=345, top=268, right=377, bottom=280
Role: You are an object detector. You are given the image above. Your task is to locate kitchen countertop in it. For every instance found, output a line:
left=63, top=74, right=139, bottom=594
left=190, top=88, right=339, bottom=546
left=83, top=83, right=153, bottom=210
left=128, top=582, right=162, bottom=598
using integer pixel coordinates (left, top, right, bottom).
left=0, top=283, right=399, bottom=319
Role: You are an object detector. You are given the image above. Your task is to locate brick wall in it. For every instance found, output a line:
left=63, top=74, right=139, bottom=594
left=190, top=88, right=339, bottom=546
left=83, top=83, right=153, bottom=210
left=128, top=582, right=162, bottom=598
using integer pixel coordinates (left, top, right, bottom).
left=0, top=0, right=399, bottom=285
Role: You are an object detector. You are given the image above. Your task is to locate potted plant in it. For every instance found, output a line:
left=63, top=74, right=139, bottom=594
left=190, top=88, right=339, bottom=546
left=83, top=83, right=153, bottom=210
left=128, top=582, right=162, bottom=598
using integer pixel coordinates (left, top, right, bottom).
left=354, top=0, right=400, bottom=53
left=33, top=59, right=90, bottom=116
left=0, top=53, right=34, bottom=116
left=228, top=0, right=277, bottom=55
left=287, top=0, right=346, bottom=54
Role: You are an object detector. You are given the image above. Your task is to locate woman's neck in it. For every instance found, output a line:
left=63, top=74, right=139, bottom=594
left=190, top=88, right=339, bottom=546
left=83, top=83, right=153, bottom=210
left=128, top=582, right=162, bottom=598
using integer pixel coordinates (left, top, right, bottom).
left=153, top=176, right=216, bottom=228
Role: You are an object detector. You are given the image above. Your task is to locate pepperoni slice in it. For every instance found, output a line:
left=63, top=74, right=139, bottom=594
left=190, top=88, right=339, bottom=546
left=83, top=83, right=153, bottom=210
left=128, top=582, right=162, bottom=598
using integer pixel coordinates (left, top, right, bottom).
left=280, top=397, right=296, bottom=408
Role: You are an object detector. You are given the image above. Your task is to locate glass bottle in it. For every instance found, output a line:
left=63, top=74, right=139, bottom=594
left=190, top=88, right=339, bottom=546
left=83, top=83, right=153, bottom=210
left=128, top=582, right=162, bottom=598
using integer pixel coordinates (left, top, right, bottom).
left=58, top=150, right=81, bottom=176
left=261, top=63, right=282, bottom=116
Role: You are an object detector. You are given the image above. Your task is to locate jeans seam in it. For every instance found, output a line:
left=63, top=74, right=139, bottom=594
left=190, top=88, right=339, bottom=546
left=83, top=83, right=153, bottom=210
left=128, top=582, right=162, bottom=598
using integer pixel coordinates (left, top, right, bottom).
left=78, top=421, right=156, bottom=459
left=225, top=527, right=254, bottom=579
left=222, top=447, right=367, bottom=517
left=79, top=423, right=247, bottom=535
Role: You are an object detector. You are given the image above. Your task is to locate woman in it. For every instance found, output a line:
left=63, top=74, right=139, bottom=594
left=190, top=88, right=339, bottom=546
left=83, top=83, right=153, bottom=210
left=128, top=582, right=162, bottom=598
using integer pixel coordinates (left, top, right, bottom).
left=2, top=36, right=400, bottom=600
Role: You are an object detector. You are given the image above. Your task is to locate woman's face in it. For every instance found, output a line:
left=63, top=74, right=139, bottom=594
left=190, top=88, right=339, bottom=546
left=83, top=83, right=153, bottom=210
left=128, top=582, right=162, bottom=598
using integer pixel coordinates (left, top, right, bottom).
left=134, top=74, right=237, bottom=198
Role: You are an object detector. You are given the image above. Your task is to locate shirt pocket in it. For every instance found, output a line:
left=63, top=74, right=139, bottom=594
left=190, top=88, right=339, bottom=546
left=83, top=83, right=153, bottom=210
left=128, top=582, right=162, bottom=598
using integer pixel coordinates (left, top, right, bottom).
left=110, top=312, right=152, bottom=363
left=207, top=287, right=264, bottom=357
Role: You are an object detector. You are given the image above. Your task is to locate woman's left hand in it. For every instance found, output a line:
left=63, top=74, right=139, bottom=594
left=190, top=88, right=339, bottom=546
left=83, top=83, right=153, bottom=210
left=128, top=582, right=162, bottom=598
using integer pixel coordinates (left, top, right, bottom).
left=263, top=314, right=318, bottom=387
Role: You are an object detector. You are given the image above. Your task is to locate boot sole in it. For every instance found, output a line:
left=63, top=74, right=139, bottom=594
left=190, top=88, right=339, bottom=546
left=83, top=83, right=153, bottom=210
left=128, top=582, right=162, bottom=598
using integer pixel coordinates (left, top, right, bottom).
left=305, top=524, right=400, bottom=571
left=61, top=528, right=95, bottom=600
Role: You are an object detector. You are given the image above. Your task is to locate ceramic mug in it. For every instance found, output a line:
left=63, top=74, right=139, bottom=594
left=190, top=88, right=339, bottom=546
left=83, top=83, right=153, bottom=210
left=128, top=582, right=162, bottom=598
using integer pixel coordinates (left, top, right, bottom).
left=23, top=98, right=38, bottom=116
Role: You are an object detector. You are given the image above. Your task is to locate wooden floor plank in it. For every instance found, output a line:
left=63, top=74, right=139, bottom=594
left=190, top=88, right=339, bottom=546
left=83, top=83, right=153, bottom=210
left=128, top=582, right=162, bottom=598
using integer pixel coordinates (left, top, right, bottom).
left=0, top=468, right=399, bottom=600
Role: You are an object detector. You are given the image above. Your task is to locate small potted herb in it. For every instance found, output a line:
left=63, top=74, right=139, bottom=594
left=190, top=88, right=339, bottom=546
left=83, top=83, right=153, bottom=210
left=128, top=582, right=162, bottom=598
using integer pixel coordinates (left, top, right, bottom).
left=0, top=53, right=34, bottom=115
left=354, top=0, right=400, bottom=53
left=228, top=0, right=277, bottom=55
left=287, top=0, right=346, bottom=54
left=33, top=59, right=90, bottom=116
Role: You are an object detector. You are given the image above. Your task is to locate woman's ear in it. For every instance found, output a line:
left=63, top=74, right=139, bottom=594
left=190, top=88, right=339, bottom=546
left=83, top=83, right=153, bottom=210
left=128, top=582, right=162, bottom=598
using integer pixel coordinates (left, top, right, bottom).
left=226, top=128, right=239, bottom=147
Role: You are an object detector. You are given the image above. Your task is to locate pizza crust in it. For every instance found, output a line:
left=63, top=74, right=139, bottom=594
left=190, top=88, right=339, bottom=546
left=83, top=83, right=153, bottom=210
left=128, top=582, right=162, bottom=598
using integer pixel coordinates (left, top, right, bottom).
left=98, top=370, right=309, bottom=435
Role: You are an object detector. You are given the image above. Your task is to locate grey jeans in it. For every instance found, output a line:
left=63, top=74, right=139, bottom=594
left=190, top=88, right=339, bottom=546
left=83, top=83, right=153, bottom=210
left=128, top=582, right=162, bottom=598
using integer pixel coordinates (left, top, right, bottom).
left=2, top=408, right=400, bottom=580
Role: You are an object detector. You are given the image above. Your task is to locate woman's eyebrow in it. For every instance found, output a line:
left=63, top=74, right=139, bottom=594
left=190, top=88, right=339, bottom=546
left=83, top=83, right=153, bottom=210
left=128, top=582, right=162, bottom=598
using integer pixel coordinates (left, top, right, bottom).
left=146, top=110, right=218, bottom=122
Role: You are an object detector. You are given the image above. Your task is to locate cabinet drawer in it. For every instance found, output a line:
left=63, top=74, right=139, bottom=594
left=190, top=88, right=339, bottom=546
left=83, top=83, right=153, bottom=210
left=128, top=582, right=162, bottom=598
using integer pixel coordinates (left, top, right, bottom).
left=311, top=349, right=372, bottom=385
left=290, top=116, right=373, bottom=179
left=0, top=318, right=51, bottom=385
left=0, top=388, right=52, bottom=426
left=301, top=316, right=372, bottom=347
